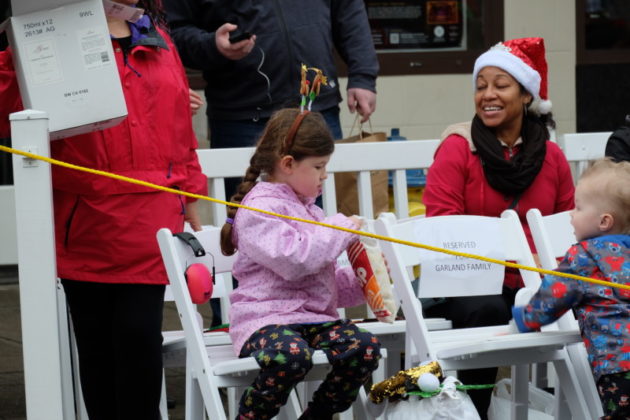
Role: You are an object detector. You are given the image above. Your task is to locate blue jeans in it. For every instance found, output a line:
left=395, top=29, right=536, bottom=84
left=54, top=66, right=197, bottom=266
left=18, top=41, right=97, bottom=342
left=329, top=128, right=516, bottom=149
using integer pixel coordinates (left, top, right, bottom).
left=207, top=107, right=342, bottom=327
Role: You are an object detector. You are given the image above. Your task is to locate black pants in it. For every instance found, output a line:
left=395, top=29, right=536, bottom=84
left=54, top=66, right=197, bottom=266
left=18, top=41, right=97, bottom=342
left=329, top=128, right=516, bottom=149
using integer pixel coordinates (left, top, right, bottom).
left=424, top=286, right=518, bottom=419
left=62, top=279, right=165, bottom=420
left=597, top=371, right=630, bottom=419
left=238, top=320, right=381, bottom=419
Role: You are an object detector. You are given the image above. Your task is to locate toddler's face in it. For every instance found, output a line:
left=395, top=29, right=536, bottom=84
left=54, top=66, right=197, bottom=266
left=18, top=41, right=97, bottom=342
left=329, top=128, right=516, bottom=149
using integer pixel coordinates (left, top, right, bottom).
left=570, top=180, right=605, bottom=241
left=286, top=155, right=330, bottom=198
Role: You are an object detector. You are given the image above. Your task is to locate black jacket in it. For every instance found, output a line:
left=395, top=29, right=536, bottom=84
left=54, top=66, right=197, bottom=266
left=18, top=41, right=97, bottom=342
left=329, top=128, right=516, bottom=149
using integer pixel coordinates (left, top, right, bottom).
left=164, top=0, right=378, bottom=121
left=606, top=115, right=630, bottom=163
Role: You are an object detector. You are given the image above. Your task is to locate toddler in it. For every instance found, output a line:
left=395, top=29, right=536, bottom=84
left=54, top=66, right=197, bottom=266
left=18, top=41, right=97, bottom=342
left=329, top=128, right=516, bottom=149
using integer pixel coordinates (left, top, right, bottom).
left=220, top=108, right=381, bottom=419
left=512, top=158, right=630, bottom=419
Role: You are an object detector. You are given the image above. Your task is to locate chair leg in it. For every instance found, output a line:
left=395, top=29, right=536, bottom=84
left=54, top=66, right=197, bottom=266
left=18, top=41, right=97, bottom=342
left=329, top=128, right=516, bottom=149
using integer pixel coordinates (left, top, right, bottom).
left=185, top=368, right=205, bottom=420
left=228, top=387, right=240, bottom=420
left=551, top=353, right=591, bottom=420
left=276, top=390, right=302, bottom=420
left=567, top=344, right=604, bottom=419
left=531, top=362, right=548, bottom=388
left=338, top=407, right=353, bottom=420
left=511, top=364, right=529, bottom=420
left=160, top=370, right=169, bottom=420
left=554, top=386, right=572, bottom=420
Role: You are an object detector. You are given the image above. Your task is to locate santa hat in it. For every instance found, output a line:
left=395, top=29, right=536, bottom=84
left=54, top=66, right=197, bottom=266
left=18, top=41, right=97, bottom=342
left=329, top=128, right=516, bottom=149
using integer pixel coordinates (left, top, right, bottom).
left=473, top=37, right=552, bottom=115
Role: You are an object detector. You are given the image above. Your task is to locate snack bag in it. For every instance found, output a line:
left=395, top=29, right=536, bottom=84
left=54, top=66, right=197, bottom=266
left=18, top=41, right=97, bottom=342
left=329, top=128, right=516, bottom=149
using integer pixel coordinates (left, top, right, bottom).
left=347, top=237, right=396, bottom=323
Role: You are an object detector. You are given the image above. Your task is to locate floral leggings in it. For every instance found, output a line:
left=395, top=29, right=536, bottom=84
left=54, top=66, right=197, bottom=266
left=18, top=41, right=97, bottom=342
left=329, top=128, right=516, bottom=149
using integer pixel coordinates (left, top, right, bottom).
left=598, top=371, right=630, bottom=419
left=237, top=319, right=381, bottom=419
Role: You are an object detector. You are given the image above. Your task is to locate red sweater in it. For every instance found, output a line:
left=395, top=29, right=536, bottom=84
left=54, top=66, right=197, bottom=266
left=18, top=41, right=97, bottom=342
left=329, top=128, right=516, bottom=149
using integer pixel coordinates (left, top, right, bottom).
left=423, top=133, right=575, bottom=288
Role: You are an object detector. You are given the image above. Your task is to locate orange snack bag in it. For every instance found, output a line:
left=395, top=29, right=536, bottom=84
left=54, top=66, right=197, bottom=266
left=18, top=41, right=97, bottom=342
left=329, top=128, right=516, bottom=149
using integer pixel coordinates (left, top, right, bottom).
left=347, top=237, right=396, bottom=323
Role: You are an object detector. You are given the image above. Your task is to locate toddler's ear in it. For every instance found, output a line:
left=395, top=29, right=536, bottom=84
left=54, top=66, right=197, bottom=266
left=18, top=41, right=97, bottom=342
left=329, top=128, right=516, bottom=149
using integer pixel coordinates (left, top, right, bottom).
left=599, top=213, right=615, bottom=233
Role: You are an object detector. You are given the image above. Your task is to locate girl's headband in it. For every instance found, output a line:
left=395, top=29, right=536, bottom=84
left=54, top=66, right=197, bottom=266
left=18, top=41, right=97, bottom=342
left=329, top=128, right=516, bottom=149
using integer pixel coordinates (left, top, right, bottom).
left=282, top=110, right=310, bottom=155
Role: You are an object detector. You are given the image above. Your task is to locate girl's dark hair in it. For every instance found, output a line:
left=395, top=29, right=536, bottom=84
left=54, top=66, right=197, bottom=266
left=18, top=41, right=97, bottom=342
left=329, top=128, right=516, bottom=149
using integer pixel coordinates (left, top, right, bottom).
left=220, top=108, right=334, bottom=256
left=138, top=0, right=167, bottom=29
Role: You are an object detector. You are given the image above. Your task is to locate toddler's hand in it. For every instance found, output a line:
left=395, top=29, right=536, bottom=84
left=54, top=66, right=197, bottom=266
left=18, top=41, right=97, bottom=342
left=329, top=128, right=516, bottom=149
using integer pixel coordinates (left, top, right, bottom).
left=349, top=215, right=363, bottom=230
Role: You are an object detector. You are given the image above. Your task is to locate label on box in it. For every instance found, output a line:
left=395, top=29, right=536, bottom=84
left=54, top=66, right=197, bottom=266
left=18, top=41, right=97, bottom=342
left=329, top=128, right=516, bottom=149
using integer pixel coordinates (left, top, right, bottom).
left=77, top=27, right=111, bottom=69
left=24, top=38, right=63, bottom=85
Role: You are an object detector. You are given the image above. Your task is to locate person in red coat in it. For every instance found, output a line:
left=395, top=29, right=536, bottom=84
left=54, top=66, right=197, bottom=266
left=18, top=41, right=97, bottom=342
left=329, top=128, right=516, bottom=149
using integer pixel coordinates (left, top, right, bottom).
left=1, top=1, right=207, bottom=418
left=422, top=37, right=575, bottom=418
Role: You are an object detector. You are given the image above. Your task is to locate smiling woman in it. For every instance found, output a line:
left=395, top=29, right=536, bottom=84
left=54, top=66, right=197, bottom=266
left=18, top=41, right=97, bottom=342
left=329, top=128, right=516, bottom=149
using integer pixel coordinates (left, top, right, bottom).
left=421, top=37, right=576, bottom=419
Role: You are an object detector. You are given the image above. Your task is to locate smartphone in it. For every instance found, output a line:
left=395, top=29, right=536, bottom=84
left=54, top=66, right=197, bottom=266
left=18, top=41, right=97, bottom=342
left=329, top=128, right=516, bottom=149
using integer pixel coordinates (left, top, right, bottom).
left=229, top=31, right=252, bottom=44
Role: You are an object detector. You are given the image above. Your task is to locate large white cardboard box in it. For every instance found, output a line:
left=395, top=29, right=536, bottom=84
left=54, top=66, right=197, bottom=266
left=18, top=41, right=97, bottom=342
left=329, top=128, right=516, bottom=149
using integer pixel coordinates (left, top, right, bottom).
left=2, top=0, right=127, bottom=139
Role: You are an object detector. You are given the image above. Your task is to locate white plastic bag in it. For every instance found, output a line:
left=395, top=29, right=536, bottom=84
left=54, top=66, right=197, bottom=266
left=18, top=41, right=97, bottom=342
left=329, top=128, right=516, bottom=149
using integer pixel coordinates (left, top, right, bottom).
left=487, top=378, right=554, bottom=420
left=384, top=377, right=481, bottom=420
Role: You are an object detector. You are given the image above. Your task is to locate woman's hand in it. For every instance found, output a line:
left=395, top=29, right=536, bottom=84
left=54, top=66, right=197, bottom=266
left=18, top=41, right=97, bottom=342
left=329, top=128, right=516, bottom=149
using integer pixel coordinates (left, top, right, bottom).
left=185, top=201, right=202, bottom=232
left=189, top=89, right=203, bottom=116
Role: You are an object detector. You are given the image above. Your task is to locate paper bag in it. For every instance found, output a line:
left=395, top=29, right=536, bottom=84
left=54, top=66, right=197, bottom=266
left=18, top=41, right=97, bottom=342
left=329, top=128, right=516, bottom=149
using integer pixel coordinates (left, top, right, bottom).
left=347, top=237, right=396, bottom=323
left=334, top=129, right=389, bottom=216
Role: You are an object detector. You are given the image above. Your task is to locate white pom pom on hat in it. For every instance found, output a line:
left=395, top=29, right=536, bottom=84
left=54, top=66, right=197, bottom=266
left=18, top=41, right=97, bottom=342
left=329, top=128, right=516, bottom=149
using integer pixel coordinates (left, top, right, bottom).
left=473, top=37, right=551, bottom=115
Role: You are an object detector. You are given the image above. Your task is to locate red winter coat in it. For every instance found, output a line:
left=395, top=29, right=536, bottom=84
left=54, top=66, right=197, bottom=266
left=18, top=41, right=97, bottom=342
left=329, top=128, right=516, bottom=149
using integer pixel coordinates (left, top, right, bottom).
left=0, top=27, right=207, bottom=285
left=423, top=122, right=575, bottom=288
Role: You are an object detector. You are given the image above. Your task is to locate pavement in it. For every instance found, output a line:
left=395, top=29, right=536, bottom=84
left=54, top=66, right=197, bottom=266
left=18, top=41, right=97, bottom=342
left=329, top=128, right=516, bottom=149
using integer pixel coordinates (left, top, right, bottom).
left=0, top=265, right=203, bottom=420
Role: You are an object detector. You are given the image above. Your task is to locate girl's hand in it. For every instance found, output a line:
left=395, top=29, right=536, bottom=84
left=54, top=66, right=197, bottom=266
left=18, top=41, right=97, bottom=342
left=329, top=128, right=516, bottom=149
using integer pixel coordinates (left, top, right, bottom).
left=349, top=215, right=363, bottom=230
left=382, top=253, right=391, bottom=274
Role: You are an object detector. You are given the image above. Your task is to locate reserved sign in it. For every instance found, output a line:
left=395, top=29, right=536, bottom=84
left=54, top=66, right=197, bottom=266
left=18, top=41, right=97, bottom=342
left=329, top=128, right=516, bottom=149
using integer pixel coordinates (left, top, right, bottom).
left=415, top=217, right=505, bottom=298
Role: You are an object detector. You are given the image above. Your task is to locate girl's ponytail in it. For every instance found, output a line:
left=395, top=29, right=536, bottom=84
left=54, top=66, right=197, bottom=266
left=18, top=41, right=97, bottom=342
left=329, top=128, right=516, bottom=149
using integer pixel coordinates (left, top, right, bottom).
left=220, top=165, right=261, bottom=256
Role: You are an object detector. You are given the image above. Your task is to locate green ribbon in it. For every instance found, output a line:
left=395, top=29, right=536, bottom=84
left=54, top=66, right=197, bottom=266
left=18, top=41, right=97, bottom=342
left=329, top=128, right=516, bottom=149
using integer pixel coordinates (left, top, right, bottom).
left=407, top=383, right=495, bottom=399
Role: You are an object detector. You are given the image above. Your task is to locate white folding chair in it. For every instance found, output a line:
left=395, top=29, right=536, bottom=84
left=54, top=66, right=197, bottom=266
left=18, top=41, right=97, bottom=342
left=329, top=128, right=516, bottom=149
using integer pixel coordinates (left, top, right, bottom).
left=560, top=132, right=610, bottom=183
left=374, top=210, right=590, bottom=420
left=157, top=226, right=386, bottom=420
left=527, top=208, right=604, bottom=419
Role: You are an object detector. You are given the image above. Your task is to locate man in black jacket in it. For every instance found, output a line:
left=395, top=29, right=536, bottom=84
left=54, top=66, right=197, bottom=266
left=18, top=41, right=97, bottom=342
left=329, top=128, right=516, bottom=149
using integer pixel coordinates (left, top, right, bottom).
left=164, top=0, right=378, bottom=142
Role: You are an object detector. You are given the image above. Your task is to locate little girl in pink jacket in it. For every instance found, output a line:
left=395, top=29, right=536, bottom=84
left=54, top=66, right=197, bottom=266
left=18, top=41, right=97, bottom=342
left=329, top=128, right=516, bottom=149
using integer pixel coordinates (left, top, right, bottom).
left=220, top=108, right=381, bottom=420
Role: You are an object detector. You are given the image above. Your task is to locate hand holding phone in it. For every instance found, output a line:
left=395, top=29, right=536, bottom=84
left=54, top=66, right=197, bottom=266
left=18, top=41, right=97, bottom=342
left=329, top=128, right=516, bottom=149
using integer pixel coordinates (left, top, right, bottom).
left=229, top=31, right=253, bottom=44
left=216, top=23, right=255, bottom=60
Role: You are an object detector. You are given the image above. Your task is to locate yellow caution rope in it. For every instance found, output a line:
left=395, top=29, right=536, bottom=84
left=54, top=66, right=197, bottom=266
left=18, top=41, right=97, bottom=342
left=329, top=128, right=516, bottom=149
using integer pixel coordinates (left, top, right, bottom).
left=1, top=144, right=628, bottom=291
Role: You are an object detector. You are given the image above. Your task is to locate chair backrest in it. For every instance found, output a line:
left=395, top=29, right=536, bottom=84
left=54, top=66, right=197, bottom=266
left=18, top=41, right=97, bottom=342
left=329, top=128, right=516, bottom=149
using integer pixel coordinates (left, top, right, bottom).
left=374, top=210, right=539, bottom=359
left=561, top=132, right=610, bottom=183
left=526, top=208, right=579, bottom=331
left=196, top=139, right=440, bottom=225
left=159, top=227, right=237, bottom=331
left=157, top=227, right=235, bottom=358
left=526, top=209, right=575, bottom=270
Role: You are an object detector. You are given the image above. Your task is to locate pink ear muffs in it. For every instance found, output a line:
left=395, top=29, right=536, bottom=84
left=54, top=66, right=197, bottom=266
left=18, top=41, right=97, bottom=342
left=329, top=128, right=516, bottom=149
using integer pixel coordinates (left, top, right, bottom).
left=174, top=232, right=216, bottom=305
left=185, top=263, right=213, bottom=304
